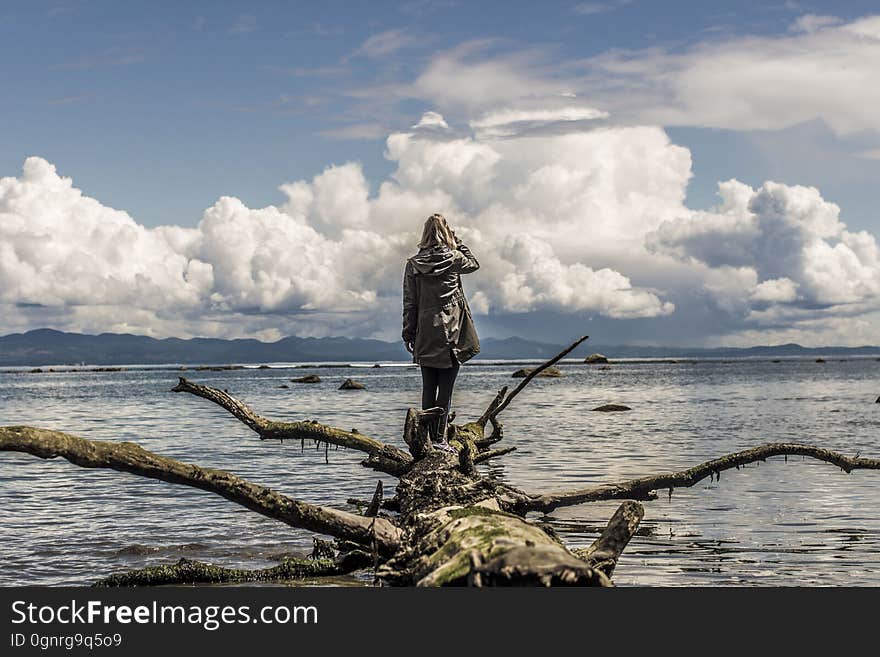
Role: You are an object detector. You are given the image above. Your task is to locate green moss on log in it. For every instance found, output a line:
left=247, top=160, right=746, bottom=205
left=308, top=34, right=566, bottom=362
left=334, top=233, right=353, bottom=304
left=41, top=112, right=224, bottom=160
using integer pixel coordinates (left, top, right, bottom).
left=94, top=557, right=340, bottom=587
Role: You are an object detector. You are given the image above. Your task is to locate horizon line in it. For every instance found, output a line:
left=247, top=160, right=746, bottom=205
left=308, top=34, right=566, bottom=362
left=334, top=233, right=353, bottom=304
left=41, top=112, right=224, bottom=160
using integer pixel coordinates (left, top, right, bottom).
left=4, top=327, right=880, bottom=352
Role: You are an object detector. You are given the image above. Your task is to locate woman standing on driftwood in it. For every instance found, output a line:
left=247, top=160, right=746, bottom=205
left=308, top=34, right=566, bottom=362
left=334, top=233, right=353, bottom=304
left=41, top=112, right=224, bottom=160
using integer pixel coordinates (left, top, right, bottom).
left=402, top=213, right=481, bottom=449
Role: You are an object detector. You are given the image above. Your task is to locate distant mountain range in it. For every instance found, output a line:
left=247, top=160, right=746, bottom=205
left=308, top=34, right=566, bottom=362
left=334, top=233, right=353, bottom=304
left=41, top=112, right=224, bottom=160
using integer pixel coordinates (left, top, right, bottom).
left=1, top=329, right=879, bottom=367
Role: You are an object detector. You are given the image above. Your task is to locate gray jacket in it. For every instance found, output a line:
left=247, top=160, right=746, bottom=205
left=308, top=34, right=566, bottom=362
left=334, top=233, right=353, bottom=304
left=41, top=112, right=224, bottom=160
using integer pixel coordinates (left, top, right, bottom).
left=402, top=241, right=481, bottom=368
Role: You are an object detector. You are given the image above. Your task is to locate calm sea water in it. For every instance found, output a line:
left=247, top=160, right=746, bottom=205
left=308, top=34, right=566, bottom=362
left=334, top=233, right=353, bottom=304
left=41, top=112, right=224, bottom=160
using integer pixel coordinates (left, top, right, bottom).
left=1, top=357, right=879, bottom=587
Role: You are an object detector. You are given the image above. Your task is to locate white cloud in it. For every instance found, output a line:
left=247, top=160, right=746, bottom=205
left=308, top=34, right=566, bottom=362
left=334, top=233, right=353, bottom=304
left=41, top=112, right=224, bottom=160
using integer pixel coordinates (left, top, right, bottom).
left=0, top=114, right=687, bottom=338
left=572, top=1, right=631, bottom=16
left=339, top=15, right=880, bottom=140
left=469, top=106, right=608, bottom=138
left=359, top=29, right=415, bottom=58
left=751, top=277, right=799, bottom=303
left=790, top=14, right=842, bottom=33
left=409, top=41, right=569, bottom=115
left=471, top=107, right=607, bottom=130
left=4, top=103, right=880, bottom=345
left=648, top=180, right=880, bottom=317
left=413, top=111, right=448, bottom=129
left=584, top=15, right=880, bottom=136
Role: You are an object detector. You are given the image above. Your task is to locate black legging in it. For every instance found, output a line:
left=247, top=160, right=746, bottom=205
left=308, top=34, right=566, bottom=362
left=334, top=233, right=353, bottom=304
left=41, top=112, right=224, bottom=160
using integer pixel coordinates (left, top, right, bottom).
left=420, top=362, right=460, bottom=414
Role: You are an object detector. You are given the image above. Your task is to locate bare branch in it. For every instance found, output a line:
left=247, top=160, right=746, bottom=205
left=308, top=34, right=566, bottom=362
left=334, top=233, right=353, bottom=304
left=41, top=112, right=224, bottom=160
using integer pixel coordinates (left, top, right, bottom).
left=489, top=335, right=589, bottom=420
left=473, top=447, right=516, bottom=464
left=0, top=426, right=403, bottom=554
left=365, top=480, right=383, bottom=518
left=476, top=386, right=507, bottom=429
left=519, top=442, right=880, bottom=513
left=573, top=501, right=643, bottom=578
left=172, top=377, right=413, bottom=472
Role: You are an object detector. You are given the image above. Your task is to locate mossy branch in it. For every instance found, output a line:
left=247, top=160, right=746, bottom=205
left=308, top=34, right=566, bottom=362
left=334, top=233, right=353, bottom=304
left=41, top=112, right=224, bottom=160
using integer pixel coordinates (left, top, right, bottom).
left=0, top=425, right=403, bottom=554
left=518, top=442, right=880, bottom=513
left=171, top=377, right=413, bottom=474
left=94, top=557, right=342, bottom=587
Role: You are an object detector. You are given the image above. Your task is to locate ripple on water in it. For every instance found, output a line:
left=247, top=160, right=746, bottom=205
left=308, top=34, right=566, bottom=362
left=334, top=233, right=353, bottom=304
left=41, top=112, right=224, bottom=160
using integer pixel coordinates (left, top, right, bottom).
left=2, top=359, right=880, bottom=586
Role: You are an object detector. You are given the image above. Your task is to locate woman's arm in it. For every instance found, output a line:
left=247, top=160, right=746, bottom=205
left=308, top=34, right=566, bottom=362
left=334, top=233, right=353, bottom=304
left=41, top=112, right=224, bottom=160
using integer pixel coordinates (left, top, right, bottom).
left=402, top=261, right=418, bottom=345
left=453, top=239, right=480, bottom=274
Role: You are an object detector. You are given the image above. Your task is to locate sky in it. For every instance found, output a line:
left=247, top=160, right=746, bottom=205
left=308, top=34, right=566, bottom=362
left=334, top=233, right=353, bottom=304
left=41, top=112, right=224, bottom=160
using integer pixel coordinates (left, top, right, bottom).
left=2, top=0, right=880, bottom=347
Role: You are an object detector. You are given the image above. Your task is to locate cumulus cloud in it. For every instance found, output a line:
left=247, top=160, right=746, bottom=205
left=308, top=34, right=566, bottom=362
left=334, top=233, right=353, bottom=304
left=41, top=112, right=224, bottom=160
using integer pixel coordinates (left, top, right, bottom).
left=648, top=180, right=880, bottom=318
left=0, top=116, right=685, bottom=338
left=4, top=105, right=880, bottom=346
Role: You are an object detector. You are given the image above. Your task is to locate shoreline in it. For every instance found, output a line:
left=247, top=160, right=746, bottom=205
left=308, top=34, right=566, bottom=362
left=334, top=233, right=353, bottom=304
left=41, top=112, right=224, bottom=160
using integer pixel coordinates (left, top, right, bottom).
left=3, top=354, right=880, bottom=374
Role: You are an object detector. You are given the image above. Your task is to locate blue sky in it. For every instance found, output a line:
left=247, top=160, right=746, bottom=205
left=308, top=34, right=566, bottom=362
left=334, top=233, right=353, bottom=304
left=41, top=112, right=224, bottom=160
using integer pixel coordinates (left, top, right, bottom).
left=2, top=1, right=880, bottom=346
left=3, top=0, right=878, bottom=228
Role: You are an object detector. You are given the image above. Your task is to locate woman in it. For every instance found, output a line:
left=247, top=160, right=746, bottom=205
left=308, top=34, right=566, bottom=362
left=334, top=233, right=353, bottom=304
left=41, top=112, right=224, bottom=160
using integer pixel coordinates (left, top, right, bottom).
left=402, top=213, right=480, bottom=447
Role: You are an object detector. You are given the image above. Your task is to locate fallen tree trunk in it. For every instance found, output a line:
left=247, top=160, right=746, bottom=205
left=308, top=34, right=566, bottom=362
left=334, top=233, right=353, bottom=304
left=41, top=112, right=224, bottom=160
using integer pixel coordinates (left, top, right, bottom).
left=3, top=335, right=879, bottom=586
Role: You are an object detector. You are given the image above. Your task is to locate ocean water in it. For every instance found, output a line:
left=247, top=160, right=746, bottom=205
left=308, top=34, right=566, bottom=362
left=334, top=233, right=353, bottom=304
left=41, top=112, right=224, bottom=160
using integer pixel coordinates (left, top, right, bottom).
left=1, top=357, right=879, bottom=587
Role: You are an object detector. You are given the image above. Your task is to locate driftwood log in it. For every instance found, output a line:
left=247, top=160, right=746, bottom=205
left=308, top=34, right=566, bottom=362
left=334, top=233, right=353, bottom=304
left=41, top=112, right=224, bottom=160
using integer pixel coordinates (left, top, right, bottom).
left=2, top=335, right=879, bottom=586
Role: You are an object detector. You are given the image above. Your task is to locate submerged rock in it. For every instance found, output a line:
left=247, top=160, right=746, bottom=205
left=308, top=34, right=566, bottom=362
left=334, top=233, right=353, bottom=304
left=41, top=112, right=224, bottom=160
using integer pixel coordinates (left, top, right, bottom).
left=584, top=353, right=609, bottom=364
left=511, top=366, right=563, bottom=378
left=291, top=374, right=321, bottom=384
left=339, top=378, right=366, bottom=390
left=592, top=404, right=631, bottom=412
left=815, top=358, right=826, bottom=363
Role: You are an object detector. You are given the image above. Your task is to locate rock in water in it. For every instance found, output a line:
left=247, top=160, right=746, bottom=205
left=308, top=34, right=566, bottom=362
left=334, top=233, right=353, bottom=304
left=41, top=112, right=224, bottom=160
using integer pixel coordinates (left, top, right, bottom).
left=511, top=366, right=563, bottom=378
left=815, top=358, right=826, bottom=363
left=592, top=404, right=631, bottom=412
left=584, top=353, right=609, bottom=364
left=875, top=395, right=880, bottom=404
left=339, top=378, right=366, bottom=390
left=291, top=375, right=321, bottom=383
left=277, top=384, right=289, bottom=389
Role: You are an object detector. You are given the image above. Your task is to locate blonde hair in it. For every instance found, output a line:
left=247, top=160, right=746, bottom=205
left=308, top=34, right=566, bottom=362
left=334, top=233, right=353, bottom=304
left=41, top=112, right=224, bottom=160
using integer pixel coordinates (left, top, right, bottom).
left=418, top=213, right=456, bottom=250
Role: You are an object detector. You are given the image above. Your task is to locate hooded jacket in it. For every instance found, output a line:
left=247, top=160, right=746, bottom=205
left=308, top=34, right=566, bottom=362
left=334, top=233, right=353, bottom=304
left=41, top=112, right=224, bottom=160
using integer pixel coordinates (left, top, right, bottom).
left=402, top=240, right=480, bottom=368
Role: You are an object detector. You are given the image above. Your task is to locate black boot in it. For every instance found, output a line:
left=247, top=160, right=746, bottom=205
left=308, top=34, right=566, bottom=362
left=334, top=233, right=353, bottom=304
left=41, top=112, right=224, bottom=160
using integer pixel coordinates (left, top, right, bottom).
left=432, top=410, right=454, bottom=452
